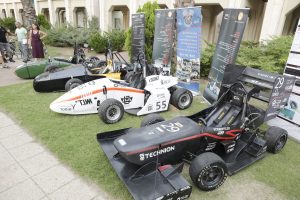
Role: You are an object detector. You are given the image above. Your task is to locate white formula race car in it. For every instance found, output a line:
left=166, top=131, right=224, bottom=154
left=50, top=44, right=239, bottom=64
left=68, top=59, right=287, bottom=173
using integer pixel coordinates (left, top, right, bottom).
left=50, top=73, right=193, bottom=123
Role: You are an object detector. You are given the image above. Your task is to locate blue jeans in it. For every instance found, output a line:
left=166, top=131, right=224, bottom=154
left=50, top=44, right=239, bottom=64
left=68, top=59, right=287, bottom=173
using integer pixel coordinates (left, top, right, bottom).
left=18, top=41, right=29, bottom=61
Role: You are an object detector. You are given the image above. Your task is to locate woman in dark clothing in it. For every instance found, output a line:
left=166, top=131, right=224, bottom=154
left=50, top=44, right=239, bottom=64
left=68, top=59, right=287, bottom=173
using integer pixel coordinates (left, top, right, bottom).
left=29, top=23, right=47, bottom=61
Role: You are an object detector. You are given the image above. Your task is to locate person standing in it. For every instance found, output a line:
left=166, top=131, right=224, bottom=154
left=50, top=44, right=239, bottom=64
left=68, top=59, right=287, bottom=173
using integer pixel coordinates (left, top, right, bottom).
left=28, top=23, right=47, bottom=61
left=0, top=26, right=15, bottom=63
left=15, top=22, right=29, bottom=62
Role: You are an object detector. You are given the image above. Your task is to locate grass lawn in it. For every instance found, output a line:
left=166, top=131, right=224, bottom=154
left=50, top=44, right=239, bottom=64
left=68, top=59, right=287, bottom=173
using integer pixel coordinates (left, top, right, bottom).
left=0, top=82, right=300, bottom=200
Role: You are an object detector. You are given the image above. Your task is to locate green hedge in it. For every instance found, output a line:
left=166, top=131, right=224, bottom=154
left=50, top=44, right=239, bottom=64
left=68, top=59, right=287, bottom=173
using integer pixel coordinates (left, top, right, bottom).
left=37, top=14, right=51, bottom=30
left=88, top=30, right=125, bottom=53
left=200, top=35, right=293, bottom=77
left=0, top=17, right=16, bottom=32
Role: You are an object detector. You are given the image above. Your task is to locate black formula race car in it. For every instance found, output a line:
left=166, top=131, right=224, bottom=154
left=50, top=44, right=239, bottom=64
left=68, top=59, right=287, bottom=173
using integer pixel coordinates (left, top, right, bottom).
left=33, top=49, right=132, bottom=92
left=96, top=65, right=295, bottom=200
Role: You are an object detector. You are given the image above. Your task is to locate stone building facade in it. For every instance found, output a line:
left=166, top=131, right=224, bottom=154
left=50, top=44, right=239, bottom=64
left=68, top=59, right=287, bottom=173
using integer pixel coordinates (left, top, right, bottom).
left=0, top=0, right=299, bottom=43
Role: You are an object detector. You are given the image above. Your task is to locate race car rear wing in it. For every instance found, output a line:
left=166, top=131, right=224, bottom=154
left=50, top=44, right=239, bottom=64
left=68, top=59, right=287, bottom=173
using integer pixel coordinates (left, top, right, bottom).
left=219, top=64, right=296, bottom=121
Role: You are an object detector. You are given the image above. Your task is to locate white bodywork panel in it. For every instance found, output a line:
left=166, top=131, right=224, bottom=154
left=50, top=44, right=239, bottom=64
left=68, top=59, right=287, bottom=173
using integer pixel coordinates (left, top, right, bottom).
left=50, top=75, right=178, bottom=115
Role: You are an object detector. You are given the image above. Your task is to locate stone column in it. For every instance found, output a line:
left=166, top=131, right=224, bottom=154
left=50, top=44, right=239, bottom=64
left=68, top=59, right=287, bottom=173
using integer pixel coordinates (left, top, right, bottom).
left=64, top=0, right=71, bottom=23
left=259, top=0, right=285, bottom=41
left=129, top=0, right=137, bottom=26
left=48, top=0, right=55, bottom=25
left=34, top=0, right=39, bottom=15
left=13, top=1, right=20, bottom=21
left=4, top=3, right=9, bottom=17
left=99, top=0, right=105, bottom=31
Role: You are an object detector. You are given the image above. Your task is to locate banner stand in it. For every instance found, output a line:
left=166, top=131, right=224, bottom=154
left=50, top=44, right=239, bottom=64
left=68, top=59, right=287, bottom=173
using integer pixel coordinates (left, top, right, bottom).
left=203, top=8, right=249, bottom=104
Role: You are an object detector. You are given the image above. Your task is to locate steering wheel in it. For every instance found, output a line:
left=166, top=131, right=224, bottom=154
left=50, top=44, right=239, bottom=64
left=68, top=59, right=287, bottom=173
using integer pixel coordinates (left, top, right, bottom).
left=229, top=82, right=248, bottom=97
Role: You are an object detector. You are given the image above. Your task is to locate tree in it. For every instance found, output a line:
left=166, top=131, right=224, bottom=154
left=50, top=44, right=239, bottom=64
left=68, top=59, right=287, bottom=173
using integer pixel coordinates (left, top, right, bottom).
left=125, top=1, right=160, bottom=62
left=20, top=0, right=37, bottom=26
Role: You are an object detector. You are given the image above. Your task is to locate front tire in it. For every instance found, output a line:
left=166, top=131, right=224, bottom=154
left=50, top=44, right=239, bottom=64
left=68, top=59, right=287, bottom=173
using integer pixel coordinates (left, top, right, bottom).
left=65, top=78, right=83, bottom=91
left=141, top=114, right=165, bottom=127
left=171, top=88, right=193, bottom=110
left=189, top=152, right=227, bottom=191
left=99, top=99, right=124, bottom=124
left=265, top=126, right=288, bottom=153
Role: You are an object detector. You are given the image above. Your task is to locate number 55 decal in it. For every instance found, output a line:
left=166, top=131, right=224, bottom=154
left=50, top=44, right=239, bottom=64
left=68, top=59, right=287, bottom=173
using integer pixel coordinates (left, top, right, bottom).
left=156, top=100, right=167, bottom=110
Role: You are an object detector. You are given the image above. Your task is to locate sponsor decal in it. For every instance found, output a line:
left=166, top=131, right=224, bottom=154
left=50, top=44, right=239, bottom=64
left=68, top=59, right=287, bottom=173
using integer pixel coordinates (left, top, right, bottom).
left=118, top=139, right=127, bottom=146
left=161, top=79, right=171, bottom=85
left=160, top=122, right=183, bottom=132
left=213, top=127, right=230, bottom=131
left=139, top=146, right=175, bottom=161
left=217, top=131, right=224, bottom=136
left=121, top=96, right=133, bottom=104
left=147, top=104, right=153, bottom=111
left=205, top=142, right=216, bottom=151
left=149, top=76, right=159, bottom=82
left=76, top=98, right=92, bottom=106
left=157, top=93, right=166, bottom=99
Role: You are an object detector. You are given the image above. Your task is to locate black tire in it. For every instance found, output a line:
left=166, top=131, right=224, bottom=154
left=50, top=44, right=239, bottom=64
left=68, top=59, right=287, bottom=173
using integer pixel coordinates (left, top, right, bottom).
left=140, top=114, right=165, bottom=127
left=44, top=65, right=59, bottom=73
left=189, top=152, right=227, bottom=191
left=265, top=126, right=288, bottom=154
left=65, top=78, right=83, bottom=91
left=171, top=88, right=193, bottom=110
left=87, top=56, right=99, bottom=62
left=98, top=99, right=124, bottom=124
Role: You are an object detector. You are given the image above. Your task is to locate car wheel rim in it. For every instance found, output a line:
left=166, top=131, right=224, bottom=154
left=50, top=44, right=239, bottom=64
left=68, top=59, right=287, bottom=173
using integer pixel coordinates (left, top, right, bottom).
left=275, top=134, right=287, bottom=151
left=70, top=83, right=80, bottom=90
left=199, top=166, right=224, bottom=187
left=106, top=105, right=121, bottom=121
left=179, top=93, right=191, bottom=108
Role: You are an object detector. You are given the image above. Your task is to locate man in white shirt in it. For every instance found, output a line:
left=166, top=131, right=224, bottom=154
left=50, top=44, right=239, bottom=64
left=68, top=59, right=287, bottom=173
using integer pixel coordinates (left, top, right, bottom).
left=15, top=22, right=29, bottom=62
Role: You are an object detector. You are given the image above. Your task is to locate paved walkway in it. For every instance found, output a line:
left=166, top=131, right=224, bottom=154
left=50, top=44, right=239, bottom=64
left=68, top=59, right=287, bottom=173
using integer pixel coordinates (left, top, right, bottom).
left=0, top=60, right=30, bottom=87
left=0, top=112, right=109, bottom=200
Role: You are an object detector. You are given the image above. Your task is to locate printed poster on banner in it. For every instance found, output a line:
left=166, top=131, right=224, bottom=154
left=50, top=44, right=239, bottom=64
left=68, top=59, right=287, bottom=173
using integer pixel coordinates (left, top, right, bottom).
left=176, top=7, right=202, bottom=95
left=203, top=9, right=249, bottom=104
left=280, top=18, right=300, bottom=125
left=131, top=13, right=145, bottom=64
left=152, top=9, right=176, bottom=76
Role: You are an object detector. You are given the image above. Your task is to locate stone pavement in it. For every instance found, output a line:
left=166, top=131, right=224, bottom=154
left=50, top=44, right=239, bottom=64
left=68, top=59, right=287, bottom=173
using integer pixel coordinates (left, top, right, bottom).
left=268, top=117, right=300, bottom=143
left=0, top=112, right=110, bottom=200
left=0, top=60, right=30, bottom=87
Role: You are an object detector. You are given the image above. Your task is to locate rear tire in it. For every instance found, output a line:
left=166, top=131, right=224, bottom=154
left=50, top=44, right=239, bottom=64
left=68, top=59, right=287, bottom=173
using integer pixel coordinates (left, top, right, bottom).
left=171, top=88, right=193, bottom=110
left=65, top=78, right=83, bottom=91
left=99, top=99, right=124, bottom=124
left=44, top=65, right=59, bottom=72
left=265, top=126, right=288, bottom=153
left=141, top=114, right=165, bottom=127
left=189, top=152, right=227, bottom=191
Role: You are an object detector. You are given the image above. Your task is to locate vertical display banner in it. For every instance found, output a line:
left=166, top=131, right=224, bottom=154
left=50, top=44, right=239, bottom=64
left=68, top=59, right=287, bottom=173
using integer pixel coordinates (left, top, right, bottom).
left=176, top=7, right=202, bottom=95
left=279, top=19, right=300, bottom=125
left=152, top=9, right=176, bottom=76
left=131, top=13, right=145, bottom=63
left=203, top=8, right=249, bottom=103
left=265, top=76, right=295, bottom=121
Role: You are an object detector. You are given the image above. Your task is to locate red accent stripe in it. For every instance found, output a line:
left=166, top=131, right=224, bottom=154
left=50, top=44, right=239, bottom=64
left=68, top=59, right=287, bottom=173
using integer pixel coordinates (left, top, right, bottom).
left=158, top=165, right=172, bottom=172
left=225, top=129, right=242, bottom=137
left=125, top=129, right=242, bottom=155
left=57, top=87, right=144, bottom=103
left=162, top=132, right=236, bottom=146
